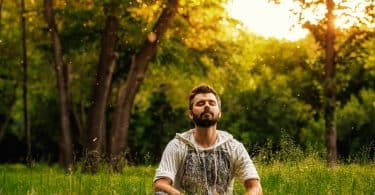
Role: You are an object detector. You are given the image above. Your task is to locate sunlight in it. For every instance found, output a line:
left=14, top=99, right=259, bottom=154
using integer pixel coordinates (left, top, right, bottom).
left=226, top=0, right=308, bottom=41
left=334, top=1, right=374, bottom=29
left=225, top=0, right=373, bottom=41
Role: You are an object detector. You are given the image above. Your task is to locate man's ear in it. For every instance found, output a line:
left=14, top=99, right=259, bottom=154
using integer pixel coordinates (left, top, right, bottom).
left=188, top=110, right=193, bottom=119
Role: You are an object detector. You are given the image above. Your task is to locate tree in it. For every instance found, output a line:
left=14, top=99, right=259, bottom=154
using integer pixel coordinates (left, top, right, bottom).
left=302, top=0, right=373, bottom=165
left=39, top=0, right=179, bottom=172
left=324, top=0, right=337, bottom=166
left=21, top=0, right=31, bottom=167
left=109, top=0, right=179, bottom=171
left=44, top=0, right=73, bottom=171
left=271, top=0, right=374, bottom=165
left=84, top=0, right=120, bottom=172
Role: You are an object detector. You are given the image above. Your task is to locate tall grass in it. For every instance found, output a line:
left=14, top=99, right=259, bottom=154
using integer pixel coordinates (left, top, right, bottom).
left=254, top=158, right=375, bottom=194
left=0, top=164, right=154, bottom=194
left=1, top=159, right=374, bottom=194
left=1, top=134, right=374, bottom=194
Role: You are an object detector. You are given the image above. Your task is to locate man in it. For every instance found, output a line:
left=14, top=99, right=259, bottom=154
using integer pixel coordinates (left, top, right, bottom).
left=154, top=84, right=262, bottom=195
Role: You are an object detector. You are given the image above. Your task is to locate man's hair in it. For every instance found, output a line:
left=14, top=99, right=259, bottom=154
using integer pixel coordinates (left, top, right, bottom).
left=189, top=84, right=221, bottom=110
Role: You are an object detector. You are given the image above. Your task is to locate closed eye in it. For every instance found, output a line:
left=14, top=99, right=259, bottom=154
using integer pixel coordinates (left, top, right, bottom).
left=195, top=100, right=217, bottom=107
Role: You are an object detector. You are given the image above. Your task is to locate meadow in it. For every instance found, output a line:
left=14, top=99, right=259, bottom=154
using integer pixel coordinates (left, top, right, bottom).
left=1, top=157, right=374, bottom=195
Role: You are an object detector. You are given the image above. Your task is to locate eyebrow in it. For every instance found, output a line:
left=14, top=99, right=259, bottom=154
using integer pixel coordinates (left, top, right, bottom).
left=195, top=99, right=216, bottom=104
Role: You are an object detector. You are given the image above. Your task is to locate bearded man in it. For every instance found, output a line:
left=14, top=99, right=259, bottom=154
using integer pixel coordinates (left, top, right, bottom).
left=154, top=84, right=262, bottom=195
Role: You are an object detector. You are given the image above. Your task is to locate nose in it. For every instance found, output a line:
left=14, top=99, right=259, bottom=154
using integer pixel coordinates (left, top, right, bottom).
left=204, top=106, right=210, bottom=111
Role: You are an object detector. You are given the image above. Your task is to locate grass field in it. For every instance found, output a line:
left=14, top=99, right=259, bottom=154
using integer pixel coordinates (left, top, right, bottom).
left=1, top=157, right=374, bottom=194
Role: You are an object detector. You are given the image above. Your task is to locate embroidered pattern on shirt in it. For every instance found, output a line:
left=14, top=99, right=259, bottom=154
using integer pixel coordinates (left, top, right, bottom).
left=180, top=147, right=231, bottom=195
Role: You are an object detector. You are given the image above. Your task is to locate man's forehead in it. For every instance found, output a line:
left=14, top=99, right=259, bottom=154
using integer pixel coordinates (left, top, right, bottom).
left=193, top=93, right=217, bottom=102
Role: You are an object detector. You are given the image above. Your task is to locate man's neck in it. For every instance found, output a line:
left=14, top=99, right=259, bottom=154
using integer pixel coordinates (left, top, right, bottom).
left=193, top=125, right=217, bottom=148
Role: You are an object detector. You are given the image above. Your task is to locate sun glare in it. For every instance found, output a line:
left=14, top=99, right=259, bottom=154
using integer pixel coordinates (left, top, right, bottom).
left=225, top=0, right=308, bottom=41
left=225, top=0, right=372, bottom=41
left=334, top=1, right=374, bottom=29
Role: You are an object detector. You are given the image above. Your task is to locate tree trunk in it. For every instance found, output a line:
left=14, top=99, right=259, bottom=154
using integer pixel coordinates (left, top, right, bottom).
left=109, top=0, right=179, bottom=171
left=84, top=10, right=119, bottom=172
left=21, top=0, right=31, bottom=167
left=71, top=99, right=86, bottom=143
left=44, top=0, right=73, bottom=172
left=324, top=0, right=337, bottom=166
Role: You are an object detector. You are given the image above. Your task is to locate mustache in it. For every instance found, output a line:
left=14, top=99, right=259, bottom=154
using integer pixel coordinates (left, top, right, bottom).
left=200, top=110, right=214, bottom=117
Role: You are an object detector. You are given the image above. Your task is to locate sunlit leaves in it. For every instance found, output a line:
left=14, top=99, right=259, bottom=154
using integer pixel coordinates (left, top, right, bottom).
left=272, top=0, right=374, bottom=34
left=363, top=37, right=375, bottom=76
left=177, top=0, right=234, bottom=49
left=127, top=0, right=162, bottom=24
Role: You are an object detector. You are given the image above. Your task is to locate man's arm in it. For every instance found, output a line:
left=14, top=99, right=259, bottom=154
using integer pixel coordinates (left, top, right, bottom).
left=232, top=142, right=262, bottom=194
left=154, top=139, right=184, bottom=194
left=154, top=177, right=182, bottom=195
left=244, top=179, right=262, bottom=195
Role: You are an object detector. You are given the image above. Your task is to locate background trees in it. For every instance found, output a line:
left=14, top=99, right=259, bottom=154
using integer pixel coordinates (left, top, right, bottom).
left=0, top=0, right=373, bottom=169
left=270, top=0, right=374, bottom=165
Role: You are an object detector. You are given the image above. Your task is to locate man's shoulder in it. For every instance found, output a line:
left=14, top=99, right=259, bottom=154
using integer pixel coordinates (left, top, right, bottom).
left=216, top=130, right=244, bottom=149
left=166, top=129, right=192, bottom=148
left=176, top=129, right=194, bottom=138
left=217, top=130, right=241, bottom=142
left=167, top=137, right=184, bottom=146
left=216, top=130, right=233, bottom=138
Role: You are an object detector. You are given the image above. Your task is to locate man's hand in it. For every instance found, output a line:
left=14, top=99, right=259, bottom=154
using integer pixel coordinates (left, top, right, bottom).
left=244, top=179, right=262, bottom=195
left=154, top=178, right=183, bottom=195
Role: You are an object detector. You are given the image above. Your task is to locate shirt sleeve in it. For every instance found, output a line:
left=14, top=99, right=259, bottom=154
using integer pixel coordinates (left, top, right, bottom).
left=153, top=139, right=184, bottom=184
left=233, top=142, right=260, bottom=182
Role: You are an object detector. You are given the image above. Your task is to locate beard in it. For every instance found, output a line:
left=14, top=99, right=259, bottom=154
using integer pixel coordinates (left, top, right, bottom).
left=192, top=110, right=219, bottom=127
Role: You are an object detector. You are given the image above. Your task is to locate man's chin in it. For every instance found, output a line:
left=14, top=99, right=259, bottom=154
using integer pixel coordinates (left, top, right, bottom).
left=193, top=119, right=217, bottom=128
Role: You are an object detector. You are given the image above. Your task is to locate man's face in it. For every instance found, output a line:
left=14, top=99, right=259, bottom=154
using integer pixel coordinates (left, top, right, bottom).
left=190, top=93, right=221, bottom=127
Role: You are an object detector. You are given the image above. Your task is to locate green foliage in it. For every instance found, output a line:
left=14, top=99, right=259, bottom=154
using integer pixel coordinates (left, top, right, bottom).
left=251, top=131, right=323, bottom=164
left=364, top=37, right=375, bottom=77
left=0, top=0, right=23, bottom=138
left=0, top=0, right=374, bottom=164
left=222, top=77, right=313, bottom=145
left=335, top=27, right=375, bottom=103
left=337, top=89, right=375, bottom=159
left=276, top=132, right=305, bottom=162
left=128, top=87, right=190, bottom=164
